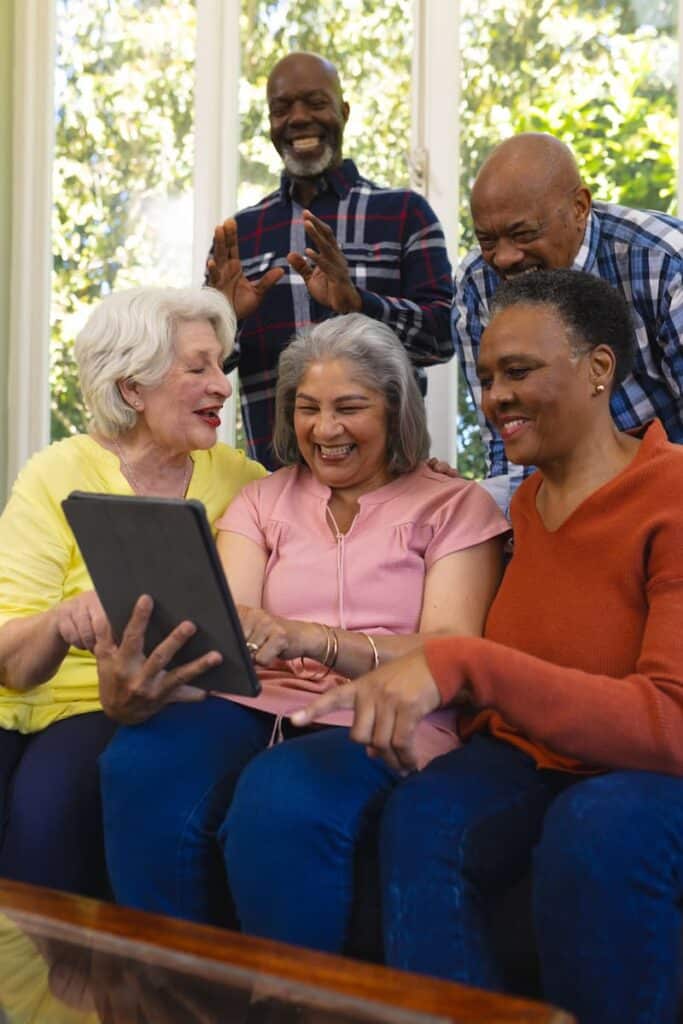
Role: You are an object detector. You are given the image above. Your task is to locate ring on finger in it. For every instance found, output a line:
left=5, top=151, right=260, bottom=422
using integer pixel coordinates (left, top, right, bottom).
left=246, top=640, right=260, bottom=654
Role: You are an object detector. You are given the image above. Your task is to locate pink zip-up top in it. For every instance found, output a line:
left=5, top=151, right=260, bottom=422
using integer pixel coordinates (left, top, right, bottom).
left=215, top=462, right=509, bottom=767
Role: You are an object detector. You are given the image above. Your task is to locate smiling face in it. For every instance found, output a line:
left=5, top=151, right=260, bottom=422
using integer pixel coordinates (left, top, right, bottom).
left=267, top=53, right=349, bottom=180
left=133, top=319, right=232, bottom=454
left=477, top=303, right=594, bottom=469
left=470, top=135, right=591, bottom=282
left=471, top=183, right=591, bottom=281
left=293, top=358, right=392, bottom=495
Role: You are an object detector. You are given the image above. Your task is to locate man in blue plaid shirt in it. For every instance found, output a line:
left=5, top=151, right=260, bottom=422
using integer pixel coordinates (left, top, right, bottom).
left=207, top=52, right=454, bottom=469
left=452, top=133, right=683, bottom=512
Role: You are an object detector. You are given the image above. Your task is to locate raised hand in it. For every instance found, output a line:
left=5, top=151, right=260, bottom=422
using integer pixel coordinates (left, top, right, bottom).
left=94, top=595, right=219, bottom=724
left=290, top=646, right=442, bottom=773
left=287, top=210, right=362, bottom=313
left=206, top=219, right=284, bottom=320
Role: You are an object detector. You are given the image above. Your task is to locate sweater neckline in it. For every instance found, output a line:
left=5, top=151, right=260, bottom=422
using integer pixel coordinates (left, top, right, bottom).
left=525, top=420, right=664, bottom=535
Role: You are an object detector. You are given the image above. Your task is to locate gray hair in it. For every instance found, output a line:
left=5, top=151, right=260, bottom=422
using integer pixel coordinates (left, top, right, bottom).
left=272, top=313, right=429, bottom=474
left=75, top=287, right=236, bottom=438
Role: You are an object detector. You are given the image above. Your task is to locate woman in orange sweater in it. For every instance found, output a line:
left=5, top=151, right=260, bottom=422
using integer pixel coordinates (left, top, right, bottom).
left=295, top=269, right=683, bottom=1024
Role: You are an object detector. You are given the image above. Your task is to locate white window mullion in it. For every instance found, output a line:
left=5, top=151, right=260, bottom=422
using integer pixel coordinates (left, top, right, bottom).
left=193, top=0, right=241, bottom=446
left=7, top=0, right=56, bottom=491
left=411, top=0, right=460, bottom=465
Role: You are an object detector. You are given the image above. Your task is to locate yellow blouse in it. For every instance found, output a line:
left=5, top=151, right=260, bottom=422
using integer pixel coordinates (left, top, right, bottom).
left=0, top=435, right=266, bottom=733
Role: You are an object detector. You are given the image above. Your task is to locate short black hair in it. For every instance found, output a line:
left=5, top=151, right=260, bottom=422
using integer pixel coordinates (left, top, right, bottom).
left=490, top=269, right=635, bottom=389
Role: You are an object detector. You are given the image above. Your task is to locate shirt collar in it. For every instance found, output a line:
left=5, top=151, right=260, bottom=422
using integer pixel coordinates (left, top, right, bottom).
left=278, top=158, right=360, bottom=203
left=571, top=207, right=599, bottom=272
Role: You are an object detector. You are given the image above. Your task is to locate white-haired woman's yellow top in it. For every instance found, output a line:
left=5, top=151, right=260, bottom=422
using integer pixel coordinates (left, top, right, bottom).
left=0, top=435, right=265, bottom=733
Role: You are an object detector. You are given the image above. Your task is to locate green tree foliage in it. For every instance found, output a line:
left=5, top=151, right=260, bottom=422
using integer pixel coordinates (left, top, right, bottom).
left=51, top=0, right=196, bottom=439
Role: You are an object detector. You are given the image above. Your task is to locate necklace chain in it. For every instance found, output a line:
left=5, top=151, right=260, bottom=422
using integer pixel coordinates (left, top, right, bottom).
left=113, top=440, right=192, bottom=498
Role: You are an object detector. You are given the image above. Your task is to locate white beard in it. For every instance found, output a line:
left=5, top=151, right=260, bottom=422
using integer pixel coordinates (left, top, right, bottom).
left=282, top=143, right=335, bottom=179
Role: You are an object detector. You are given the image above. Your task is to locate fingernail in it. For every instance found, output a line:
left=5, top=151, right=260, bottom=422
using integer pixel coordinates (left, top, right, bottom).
left=290, top=711, right=305, bottom=725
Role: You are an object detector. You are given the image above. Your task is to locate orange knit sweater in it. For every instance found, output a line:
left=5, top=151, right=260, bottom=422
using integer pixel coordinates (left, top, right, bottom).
left=425, top=421, right=683, bottom=775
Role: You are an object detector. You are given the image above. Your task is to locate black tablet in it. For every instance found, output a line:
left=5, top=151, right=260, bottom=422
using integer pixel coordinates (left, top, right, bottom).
left=62, top=491, right=261, bottom=697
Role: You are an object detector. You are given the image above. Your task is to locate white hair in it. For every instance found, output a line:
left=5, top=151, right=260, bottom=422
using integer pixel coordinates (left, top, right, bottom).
left=75, top=287, right=236, bottom=437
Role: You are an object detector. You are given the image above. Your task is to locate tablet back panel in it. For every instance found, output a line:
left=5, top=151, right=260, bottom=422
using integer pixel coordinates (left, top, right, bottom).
left=62, top=492, right=260, bottom=696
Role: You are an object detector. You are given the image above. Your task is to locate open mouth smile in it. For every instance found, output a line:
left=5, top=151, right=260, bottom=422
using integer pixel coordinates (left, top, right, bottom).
left=316, top=442, right=356, bottom=460
left=498, top=417, right=531, bottom=439
left=195, top=407, right=222, bottom=427
left=288, top=136, right=323, bottom=154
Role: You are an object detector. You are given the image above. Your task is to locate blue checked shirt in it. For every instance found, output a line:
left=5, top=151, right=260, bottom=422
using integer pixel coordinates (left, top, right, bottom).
left=212, top=160, right=454, bottom=468
left=452, top=201, right=683, bottom=511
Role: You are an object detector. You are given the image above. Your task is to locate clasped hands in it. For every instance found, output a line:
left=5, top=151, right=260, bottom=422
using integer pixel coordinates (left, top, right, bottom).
left=206, top=211, right=362, bottom=317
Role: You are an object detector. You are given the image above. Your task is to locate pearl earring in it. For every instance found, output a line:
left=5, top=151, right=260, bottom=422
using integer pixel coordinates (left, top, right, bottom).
left=593, top=383, right=606, bottom=395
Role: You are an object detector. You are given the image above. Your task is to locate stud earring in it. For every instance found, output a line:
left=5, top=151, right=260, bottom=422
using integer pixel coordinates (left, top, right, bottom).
left=593, top=383, right=606, bottom=396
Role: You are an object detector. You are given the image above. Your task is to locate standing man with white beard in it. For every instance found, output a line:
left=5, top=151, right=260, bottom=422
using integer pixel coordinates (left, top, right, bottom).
left=207, top=52, right=454, bottom=469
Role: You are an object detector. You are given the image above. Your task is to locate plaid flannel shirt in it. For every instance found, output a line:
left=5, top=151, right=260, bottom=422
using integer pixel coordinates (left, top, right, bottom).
left=452, top=200, right=683, bottom=511
left=211, top=159, right=454, bottom=468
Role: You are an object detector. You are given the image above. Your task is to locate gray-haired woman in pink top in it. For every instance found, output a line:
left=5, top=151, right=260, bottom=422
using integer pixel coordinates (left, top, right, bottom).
left=99, top=313, right=509, bottom=953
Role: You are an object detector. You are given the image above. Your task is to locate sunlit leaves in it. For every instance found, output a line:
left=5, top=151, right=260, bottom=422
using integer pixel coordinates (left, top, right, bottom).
left=50, top=0, right=197, bottom=439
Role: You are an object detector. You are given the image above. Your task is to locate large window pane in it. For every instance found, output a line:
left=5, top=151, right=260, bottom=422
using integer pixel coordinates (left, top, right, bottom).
left=457, top=0, right=679, bottom=477
left=50, top=0, right=197, bottom=440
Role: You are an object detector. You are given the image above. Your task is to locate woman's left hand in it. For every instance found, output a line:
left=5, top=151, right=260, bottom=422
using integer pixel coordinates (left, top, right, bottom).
left=238, top=606, right=290, bottom=665
left=291, top=647, right=442, bottom=773
left=238, top=606, right=322, bottom=666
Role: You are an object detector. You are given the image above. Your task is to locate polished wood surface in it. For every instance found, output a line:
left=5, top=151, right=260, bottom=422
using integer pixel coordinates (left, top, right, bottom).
left=0, top=878, right=574, bottom=1023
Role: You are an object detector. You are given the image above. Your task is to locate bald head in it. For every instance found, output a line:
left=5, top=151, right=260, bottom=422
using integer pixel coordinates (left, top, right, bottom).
left=473, top=134, right=582, bottom=205
left=470, top=133, right=592, bottom=281
left=267, top=52, right=349, bottom=183
left=267, top=52, right=343, bottom=104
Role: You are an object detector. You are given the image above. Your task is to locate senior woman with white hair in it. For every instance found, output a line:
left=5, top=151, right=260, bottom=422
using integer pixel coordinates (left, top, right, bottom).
left=0, top=286, right=264, bottom=898
left=100, top=312, right=509, bottom=952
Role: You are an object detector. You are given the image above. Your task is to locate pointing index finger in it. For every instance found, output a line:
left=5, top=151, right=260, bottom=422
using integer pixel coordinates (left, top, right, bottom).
left=290, top=681, right=358, bottom=726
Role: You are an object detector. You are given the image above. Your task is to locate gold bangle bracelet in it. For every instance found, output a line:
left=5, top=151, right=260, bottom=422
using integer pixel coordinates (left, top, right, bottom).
left=319, top=623, right=333, bottom=666
left=327, top=628, right=339, bottom=669
left=360, top=632, right=380, bottom=670
left=300, top=623, right=332, bottom=681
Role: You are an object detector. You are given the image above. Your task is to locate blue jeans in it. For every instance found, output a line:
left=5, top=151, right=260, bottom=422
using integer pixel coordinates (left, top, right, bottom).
left=100, top=697, right=397, bottom=950
left=0, top=712, right=117, bottom=897
left=380, top=735, right=683, bottom=1024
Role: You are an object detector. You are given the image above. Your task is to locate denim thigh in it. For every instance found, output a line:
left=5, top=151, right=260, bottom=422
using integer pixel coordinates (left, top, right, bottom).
left=0, top=713, right=117, bottom=896
left=380, top=735, right=570, bottom=988
left=223, top=726, right=398, bottom=954
left=100, top=697, right=273, bottom=923
left=534, top=769, right=683, bottom=1024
